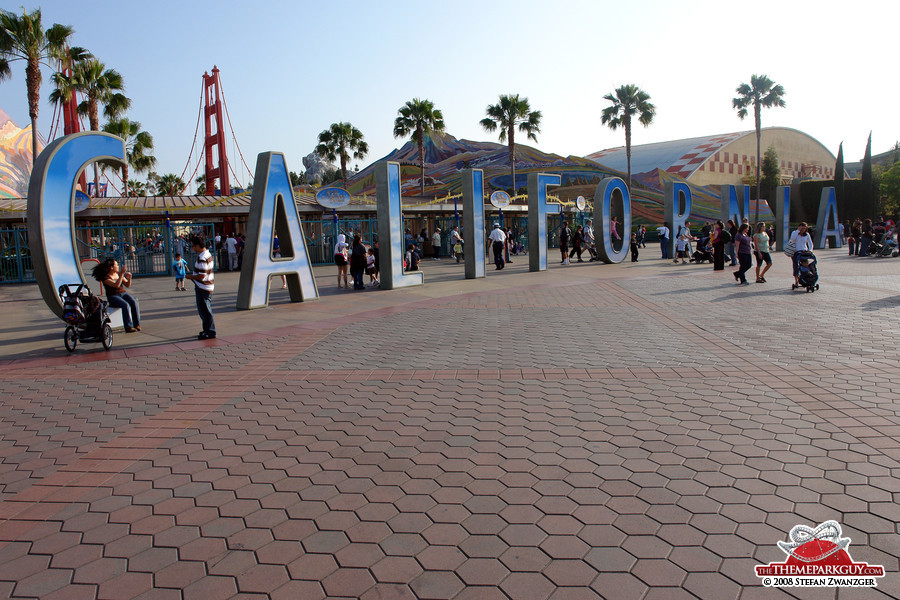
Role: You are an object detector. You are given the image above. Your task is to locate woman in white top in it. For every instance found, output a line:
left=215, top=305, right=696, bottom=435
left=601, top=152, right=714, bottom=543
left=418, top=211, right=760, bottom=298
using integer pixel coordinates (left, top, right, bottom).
left=789, top=222, right=814, bottom=287
left=334, top=233, right=350, bottom=288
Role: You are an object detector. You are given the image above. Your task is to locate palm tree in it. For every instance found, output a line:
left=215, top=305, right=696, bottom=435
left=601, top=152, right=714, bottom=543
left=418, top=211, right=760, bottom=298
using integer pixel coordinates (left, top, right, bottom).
left=600, top=84, right=655, bottom=190
left=154, top=173, right=186, bottom=196
left=47, top=45, right=91, bottom=116
left=102, top=118, right=156, bottom=198
left=74, top=59, right=130, bottom=130
left=0, top=8, right=74, bottom=160
left=733, top=74, right=786, bottom=221
left=127, top=179, right=146, bottom=197
left=52, top=57, right=130, bottom=195
left=315, top=122, right=368, bottom=188
left=394, top=98, right=445, bottom=196
left=480, top=94, right=541, bottom=195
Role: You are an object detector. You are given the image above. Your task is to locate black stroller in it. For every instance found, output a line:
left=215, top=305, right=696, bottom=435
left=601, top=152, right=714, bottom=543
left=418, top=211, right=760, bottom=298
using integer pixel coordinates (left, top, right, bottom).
left=692, top=237, right=714, bottom=263
left=59, top=284, right=113, bottom=351
left=792, top=251, right=819, bottom=292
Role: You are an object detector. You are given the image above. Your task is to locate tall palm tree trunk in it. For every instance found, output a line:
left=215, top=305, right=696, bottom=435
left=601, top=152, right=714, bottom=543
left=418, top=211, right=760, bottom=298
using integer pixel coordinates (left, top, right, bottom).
left=754, top=104, right=761, bottom=223
left=509, top=125, right=516, bottom=196
left=26, top=57, right=41, bottom=162
left=418, top=128, right=425, bottom=197
left=625, top=117, right=632, bottom=190
left=122, top=163, right=130, bottom=198
left=90, top=102, right=101, bottom=196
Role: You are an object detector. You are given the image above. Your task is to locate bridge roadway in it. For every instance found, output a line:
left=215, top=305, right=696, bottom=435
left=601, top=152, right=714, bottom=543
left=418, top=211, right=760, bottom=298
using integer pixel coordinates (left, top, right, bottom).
left=0, top=250, right=898, bottom=599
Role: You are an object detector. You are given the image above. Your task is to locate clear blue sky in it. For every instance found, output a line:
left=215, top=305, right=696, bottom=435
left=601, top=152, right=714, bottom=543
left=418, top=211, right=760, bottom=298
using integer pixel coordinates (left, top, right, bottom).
left=1, top=0, right=896, bottom=192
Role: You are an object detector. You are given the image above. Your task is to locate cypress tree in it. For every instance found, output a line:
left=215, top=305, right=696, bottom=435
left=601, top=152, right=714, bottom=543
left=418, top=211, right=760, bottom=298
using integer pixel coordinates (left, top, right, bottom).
left=834, top=143, right=845, bottom=218
left=862, top=132, right=873, bottom=219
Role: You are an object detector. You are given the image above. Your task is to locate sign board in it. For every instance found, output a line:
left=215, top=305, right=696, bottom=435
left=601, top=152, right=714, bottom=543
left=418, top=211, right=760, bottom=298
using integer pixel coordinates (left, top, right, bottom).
left=490, top=190, right=510, bottom=209
left=74, top=190, right=91, bottom=213
left=575, top=196, right=586, bottom=211
left=316, top=187, right=351, bottom=209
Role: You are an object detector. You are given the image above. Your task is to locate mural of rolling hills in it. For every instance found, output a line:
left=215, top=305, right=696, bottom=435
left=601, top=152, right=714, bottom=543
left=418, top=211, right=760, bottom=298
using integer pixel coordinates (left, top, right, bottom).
left=0, top=108, right=42, bottom=199
left=336, top=132, right=772, bottom=224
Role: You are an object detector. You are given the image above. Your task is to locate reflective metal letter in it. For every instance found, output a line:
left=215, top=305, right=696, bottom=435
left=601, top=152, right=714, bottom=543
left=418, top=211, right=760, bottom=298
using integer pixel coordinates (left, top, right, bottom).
left=237, top=152, right=319, bottom=309
left=814, top=187, right=841, bottom=249
left=594, top=177, right=631, bottom=263
left=720, top=184, right=750, bottom=225
left=527, top=173, right=561, bottom=272
left=27, top=132, right=125, bottom=317
left=775, top=186, right=791, bottom=251
left=665, top=181, right=692, bottom=258
left=376, top=161, right=423, bottom=289
left=462, top=169, right=485, bottom=278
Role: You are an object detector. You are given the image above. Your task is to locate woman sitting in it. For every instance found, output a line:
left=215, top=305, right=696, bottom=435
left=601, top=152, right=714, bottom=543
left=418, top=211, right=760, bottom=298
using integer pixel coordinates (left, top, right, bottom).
left=91, top=259, right=141, bottom=333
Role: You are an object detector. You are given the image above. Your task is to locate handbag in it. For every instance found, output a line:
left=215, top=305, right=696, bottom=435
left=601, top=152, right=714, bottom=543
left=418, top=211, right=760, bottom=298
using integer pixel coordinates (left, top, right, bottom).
left=783, top=240, right=797, bottom=256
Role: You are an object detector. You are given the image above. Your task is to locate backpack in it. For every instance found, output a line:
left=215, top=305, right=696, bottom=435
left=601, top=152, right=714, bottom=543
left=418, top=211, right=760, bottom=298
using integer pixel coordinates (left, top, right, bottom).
left=720, top=230, right=732, bottom=244
left=62, top=294, right=86, bottom=325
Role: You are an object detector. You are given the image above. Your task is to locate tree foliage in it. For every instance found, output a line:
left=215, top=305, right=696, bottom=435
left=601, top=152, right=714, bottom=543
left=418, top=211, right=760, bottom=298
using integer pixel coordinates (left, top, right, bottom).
left=154, top=173, right=186, bottom=196
left=481, top=94, right=541, bottom=195
left=600, top=84, right=655, bottom=190
left=733, top=74, right=785, bottom=220
left=102, top=117, right=155, bottom=198
left=315, top=122, right=368, bottom=188
left=760, top=145, right=780, bottom=200
left=394, top=98, right=445, bottom=196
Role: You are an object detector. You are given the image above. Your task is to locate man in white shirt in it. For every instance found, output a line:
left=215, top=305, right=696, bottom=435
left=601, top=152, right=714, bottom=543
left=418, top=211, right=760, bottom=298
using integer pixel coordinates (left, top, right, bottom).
left=656, top=223, right=670, bottom=259
left=432, top=229, right=442, bottom=260
left=583, top=220, right=598, bottom=261
left=488, top=223, right=506, bottom=270
left=450, top=226, right=462, bottom=262
left=225, top=233, right=239, bottom=271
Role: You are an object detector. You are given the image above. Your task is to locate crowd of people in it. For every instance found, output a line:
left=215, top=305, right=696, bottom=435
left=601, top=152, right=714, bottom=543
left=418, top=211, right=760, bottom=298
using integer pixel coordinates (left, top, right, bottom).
left=103, top=215, right=893, bottom=342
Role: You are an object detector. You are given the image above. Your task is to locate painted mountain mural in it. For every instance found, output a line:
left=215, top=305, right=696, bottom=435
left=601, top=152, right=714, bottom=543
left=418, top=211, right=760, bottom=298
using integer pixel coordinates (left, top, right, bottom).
left=0, top=108, right=42, bottom=199
left=330, top=132, right=772, bottom=224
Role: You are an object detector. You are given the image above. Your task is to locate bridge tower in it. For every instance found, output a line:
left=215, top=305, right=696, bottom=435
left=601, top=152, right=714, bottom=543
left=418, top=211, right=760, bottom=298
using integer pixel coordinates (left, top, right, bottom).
left=202, top=66, right=230, bottom=196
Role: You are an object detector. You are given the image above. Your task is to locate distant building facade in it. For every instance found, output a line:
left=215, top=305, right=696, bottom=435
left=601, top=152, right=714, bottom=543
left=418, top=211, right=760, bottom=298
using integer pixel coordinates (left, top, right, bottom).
left=587, top=127, right=837, bottom=188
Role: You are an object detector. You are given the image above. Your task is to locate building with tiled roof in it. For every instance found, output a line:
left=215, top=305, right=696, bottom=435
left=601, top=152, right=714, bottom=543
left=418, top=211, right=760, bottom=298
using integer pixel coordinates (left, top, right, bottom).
left=586, top=127, right=837, bottom=187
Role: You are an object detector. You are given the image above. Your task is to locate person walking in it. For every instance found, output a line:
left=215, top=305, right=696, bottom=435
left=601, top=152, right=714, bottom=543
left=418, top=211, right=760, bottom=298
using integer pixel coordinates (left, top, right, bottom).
left=334, top=233, right=349, bottom=288
left=350, top=234, right=367, bottom=289
left=570, top=225, right=585, bottom=262
left=225, top=233, right=239, bottom=271
left=583, top=220, right=598, bottom=261
left=656, top=222, right=670, bottom=259
left=725, top=219, right=738, bottom=266
left=712, top=221, right=725, bottom=271
left=489, top=223, right=506, bottom=269
left=753, top=222, right=773, bottom=283
left=733, top=224, right=753, bottom=284
left=789, top=222, right=814, bottom=288
left=559, top=221, right=571, bottom=265
left=859, top=219, right=874, bottom=256
left=637, top=225, right=646, bottom=248
left=185, top=235, right=215, bottom=340
left=432, top=228, right=442, bottom=260
left=449, top=226, right=461, bottom=262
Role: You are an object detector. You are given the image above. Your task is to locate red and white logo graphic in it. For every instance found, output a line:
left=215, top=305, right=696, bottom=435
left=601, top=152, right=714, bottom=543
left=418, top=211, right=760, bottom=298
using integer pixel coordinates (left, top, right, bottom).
left=755, top=520, right=885, bottom=588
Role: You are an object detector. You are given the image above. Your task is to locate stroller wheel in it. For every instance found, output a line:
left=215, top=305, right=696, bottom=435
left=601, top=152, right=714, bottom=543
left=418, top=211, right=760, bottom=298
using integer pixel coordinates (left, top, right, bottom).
left=815, top=284, right=820, bottom=290
left=64, top=326, right=77, bottom=352
left=101, top=323, right=113, bottom=350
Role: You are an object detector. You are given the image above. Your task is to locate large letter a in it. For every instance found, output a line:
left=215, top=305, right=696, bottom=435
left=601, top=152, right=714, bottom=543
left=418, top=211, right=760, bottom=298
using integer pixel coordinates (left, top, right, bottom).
left=237, top=152, right=318, bottom=309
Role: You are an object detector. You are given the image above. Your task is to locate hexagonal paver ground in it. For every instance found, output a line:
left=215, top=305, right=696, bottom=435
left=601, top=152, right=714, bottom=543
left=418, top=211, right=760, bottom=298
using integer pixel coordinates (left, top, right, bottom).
left=1, top=252, right=899, bottom=598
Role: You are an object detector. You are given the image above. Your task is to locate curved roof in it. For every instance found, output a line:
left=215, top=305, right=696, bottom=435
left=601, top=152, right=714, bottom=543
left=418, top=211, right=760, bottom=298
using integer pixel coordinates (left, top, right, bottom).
left=586, top=131, right=749, bottom=179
